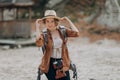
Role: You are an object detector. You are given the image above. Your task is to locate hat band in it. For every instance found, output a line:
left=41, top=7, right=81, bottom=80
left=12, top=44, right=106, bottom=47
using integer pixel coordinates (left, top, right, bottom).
left=44, top=15, right=56, bottom=17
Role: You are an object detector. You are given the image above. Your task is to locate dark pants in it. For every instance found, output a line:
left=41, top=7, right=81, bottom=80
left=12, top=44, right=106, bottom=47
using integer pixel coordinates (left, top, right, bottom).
left=45, top=58, right=70, bottom=80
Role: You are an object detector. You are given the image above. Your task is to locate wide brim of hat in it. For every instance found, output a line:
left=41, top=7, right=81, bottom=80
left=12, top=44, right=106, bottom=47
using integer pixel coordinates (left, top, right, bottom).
left=41, top=16, right=61, bottom=20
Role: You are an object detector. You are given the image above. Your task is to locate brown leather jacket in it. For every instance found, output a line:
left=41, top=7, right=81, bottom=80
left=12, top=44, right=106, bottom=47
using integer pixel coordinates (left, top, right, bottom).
left=36, top=28, right=79, bottom=73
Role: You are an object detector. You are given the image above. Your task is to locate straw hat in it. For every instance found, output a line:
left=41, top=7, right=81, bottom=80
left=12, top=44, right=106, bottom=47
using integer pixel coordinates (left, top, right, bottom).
left=41, top=10, right=60, bottom=20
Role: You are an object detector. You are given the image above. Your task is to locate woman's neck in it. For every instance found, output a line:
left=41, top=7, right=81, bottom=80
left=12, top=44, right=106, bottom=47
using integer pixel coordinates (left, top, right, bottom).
left=50, top=29, right=57, bottom=34
left=49, top=26, right=58, bottom=32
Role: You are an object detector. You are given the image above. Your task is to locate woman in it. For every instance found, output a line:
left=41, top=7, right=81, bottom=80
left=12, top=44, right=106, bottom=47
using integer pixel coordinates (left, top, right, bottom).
left=35, top=10, right=79, bottom=80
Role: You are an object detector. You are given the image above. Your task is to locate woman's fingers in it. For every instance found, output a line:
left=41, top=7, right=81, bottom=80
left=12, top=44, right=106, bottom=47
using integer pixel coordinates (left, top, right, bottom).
left=36, top=19, right=43, bottom=25
left=60, top=17, right=67, bottom=23
left=60, top=17, right=71, bottom=27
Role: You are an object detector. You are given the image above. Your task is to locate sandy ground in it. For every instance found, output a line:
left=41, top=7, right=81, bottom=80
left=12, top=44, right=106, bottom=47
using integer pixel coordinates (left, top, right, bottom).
left=0, top=37, right=120, bottom=80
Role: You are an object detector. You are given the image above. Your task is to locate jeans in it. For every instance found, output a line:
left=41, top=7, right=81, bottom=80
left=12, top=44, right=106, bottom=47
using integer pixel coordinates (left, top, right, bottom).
left=45, top=58, right=70, bottom=80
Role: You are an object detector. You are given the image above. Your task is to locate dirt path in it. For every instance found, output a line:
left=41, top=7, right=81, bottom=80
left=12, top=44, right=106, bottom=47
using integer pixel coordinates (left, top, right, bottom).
left=0, top=38, right=120, bottom=80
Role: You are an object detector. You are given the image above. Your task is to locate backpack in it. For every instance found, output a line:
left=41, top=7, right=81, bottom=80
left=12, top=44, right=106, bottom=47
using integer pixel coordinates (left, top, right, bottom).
left=40, top=26, right=77, bottom=80
left=41, top=26, right=67, bottom=54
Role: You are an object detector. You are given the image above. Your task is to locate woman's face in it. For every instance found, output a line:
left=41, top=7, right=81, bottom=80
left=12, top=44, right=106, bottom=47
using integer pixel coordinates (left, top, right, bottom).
left=45, top=18, right=56, bottom=31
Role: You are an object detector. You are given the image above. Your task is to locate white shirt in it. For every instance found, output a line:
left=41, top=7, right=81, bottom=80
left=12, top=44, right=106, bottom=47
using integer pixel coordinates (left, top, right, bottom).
left=51, top=35, right=63, bottom=58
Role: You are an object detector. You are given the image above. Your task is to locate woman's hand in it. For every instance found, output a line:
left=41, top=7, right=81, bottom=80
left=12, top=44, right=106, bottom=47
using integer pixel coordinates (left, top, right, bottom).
left=61, top=17, right=79, bottom=33
left=60, top=17, right=67, bottom=22
left=35, top=19, right=43, bottom=27
left=60, top=17, right=71, bottom=27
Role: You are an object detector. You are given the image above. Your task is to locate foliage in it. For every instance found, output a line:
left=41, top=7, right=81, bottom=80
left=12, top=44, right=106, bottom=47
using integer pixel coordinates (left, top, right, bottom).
left=30, top=0, right=107, bottom=21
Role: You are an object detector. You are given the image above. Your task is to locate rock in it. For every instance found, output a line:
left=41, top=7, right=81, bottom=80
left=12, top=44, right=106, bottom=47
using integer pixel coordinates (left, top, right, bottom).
left=89, top=78, right=96, bottom=80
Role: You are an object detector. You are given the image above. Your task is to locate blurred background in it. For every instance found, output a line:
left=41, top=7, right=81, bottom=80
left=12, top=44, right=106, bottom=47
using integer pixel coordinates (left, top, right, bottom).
left=0, top=0, right=120, bottom=48
left=0, top=0, right=120, bottom=47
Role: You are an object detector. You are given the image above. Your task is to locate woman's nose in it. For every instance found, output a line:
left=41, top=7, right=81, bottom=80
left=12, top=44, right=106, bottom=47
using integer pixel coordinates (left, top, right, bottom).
left=49, top=23, right=52, bottom=26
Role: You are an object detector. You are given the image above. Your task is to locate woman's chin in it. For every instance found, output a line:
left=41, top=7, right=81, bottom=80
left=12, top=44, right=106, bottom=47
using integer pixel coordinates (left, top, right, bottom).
left=49, top=28, right=56, bottom=31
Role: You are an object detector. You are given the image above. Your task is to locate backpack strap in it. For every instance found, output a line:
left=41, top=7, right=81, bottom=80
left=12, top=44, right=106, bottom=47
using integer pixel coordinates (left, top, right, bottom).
left=42, top=29, right=48, bottom=54
left=59, top=26, right=68, bottom=42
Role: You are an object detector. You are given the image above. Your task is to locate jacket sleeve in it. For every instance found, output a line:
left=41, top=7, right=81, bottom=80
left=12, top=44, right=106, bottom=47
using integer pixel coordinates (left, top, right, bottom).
left=66, top=28, right=79, bottom=37
left=36, top=34, right=44, bottom=47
